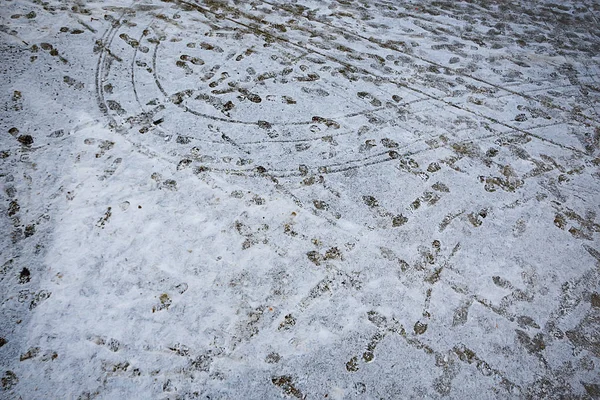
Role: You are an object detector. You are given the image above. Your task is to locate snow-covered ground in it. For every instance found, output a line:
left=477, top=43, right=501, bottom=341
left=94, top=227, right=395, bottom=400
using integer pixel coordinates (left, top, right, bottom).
left=1, top=0, right=600, bottom=398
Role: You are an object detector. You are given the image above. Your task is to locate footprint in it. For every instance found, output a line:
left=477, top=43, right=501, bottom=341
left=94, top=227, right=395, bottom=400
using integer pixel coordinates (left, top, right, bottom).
left=357, top=92, right=382, bottom=107
left=301, top=87, right=329, bottom=97
left=180, top=54, right=204, bottom=65
left=106, top=100, right=126, bottom=116
left=119, top=33, right=139, bottom=48
left=99, top=158, right=122, bottom=181
left=63, top=76, right=84, bottom=90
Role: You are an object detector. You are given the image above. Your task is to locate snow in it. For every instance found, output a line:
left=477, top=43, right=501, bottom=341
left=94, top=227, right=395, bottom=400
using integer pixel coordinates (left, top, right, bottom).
left=1, top=0, right=600, bottom=398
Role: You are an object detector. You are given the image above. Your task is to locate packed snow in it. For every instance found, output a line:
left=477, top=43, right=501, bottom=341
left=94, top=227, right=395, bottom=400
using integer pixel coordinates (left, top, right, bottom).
left=1, top=0, right=600, bottom=398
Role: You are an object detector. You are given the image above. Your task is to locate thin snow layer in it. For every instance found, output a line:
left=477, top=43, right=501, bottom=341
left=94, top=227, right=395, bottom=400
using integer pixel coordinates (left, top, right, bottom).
left=1, top=0, right=600, bottom=398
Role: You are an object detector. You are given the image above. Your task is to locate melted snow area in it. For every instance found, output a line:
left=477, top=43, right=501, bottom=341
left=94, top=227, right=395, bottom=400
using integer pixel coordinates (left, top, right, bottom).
left=2, top=0, right=600, bottom=398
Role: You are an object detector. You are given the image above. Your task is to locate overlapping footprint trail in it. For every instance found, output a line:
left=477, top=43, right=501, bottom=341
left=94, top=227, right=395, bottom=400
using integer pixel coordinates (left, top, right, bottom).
left=13, top=0, right=595, bottom=398
left=97, top=0, right=599, bottom=179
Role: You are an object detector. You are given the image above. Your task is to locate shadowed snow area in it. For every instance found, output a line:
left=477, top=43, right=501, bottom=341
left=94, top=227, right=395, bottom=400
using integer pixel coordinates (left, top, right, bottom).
left=2, top=0, right=600, bottom=398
